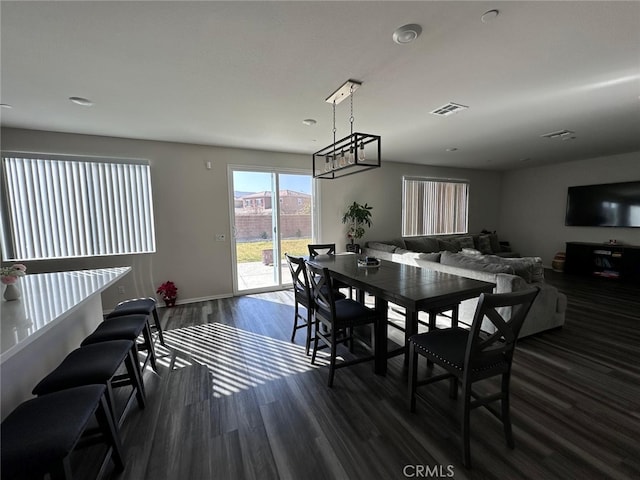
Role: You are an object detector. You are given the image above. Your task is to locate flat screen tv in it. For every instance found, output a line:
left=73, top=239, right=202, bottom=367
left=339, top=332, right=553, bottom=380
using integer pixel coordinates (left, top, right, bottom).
left=565, top=181, right=640, bottom=228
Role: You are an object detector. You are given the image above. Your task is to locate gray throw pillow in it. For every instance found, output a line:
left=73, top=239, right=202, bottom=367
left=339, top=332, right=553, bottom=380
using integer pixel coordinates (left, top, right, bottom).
left=367, top=242, right=397, bottom=253
left=476, top=235, right=492, bottom=254
left=418, top=252, right=442, bottom=262
left=455, top=236, right=475, bottom=249
left=489, top=233, right=501, bottom=253
left=484, top=255, right=544, bottom=283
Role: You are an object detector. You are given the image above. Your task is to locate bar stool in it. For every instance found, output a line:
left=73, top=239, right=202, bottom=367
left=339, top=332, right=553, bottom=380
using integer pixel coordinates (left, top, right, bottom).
left=32, top=340, right=145, bottom=427
left=83, top=314, right=158, bottom=373
left=107, top=298, right=165, bottom=345
left=1, top=384, right=124, bottom=480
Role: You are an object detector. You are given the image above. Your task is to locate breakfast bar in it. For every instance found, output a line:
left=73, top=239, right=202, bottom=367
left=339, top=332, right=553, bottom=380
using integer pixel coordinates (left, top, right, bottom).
left=0, top=267, right=131, bottom=420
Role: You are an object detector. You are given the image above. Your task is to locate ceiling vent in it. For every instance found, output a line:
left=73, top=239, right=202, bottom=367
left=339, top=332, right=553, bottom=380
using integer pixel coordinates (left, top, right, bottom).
left=430, top=102, right=469, bottom=116
left=541, top=129, right=575, bottom=140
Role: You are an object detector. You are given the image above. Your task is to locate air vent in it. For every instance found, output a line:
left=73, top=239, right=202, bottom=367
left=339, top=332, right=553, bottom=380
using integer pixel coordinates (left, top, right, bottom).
left=541, top=129, right=575, bottom=140
left=430, top=102, right=469, bottom=116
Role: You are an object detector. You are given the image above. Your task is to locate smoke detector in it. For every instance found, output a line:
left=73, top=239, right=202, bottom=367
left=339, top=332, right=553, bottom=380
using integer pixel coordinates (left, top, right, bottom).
left=393, top=24, right=422, bottom=44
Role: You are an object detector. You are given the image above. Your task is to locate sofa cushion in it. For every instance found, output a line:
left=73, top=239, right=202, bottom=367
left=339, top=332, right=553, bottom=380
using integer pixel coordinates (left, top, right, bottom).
left=437, top=239, right=460, bottom=253
left=489, top=233, right=501, bottom=253
left=366, top=242, right=398, bottom=253
left=475, top=235, right=493, bottom=254
left=404, top=237, right=440, bottom=253
left=485, top=255, right=545, bottom=283
left=461, top=248, right=482, bottom=255
left=440, top=251, right=515, bottom=274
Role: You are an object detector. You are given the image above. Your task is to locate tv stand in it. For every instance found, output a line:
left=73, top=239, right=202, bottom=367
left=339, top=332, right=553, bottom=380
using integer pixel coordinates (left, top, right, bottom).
left=564, top=242, right=640, bottom=282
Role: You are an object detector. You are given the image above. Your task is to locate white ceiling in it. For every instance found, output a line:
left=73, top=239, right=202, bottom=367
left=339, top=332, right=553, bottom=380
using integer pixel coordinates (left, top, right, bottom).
left=1, top=1, right=639, bottom=171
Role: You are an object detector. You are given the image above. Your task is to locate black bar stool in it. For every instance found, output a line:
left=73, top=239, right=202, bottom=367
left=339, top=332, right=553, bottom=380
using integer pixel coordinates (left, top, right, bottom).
left=32, top=340, right=145, bottom=427
left=83, top=314, right=158, bottom=373
left=1, top=384, right=124, bottom=480
left=107, top=298, right=165, bottom=346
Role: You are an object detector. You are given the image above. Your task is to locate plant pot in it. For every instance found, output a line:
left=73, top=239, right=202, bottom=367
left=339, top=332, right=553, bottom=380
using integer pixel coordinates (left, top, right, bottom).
left=3, top=283, right=21, bottom=301
left=346, top=243, right=361, bottom=253
left=163, top=296, right=177, bottom=308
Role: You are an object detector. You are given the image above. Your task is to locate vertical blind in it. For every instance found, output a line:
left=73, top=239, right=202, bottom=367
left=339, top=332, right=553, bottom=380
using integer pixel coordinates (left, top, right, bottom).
left=1, top=155, right=156, bottom=261
left=402, top=177, right=469, bottom=236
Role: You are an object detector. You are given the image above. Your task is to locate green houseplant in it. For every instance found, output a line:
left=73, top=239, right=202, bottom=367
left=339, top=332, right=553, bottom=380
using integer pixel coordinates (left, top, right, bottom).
left=341, top=201, right=373, bottom=253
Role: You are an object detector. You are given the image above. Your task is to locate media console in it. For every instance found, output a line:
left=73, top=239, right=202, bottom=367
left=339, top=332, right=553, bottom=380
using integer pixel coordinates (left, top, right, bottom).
left=564, top=242, right=640, bottom=283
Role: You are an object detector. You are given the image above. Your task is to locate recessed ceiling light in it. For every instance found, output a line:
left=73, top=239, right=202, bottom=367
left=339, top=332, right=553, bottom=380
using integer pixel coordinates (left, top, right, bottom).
left=392, top=24, right=422, bottom=44
left=302, top=118, right=317, bottom=126
left=481, top=9, right=499, bottom=23
left=1, top=104, right=13, bottom=109
left=69, top=96, right=93, bottom=106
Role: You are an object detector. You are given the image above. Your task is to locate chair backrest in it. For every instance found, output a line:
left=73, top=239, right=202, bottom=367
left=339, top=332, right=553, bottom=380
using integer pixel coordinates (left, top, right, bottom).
left=285, top=253, right=311, bottom=304
left=305, top=261, right=337, bottom=322
left=308, top=243, right=336, bottom=257
left=464, top=287, right=539, bottom=375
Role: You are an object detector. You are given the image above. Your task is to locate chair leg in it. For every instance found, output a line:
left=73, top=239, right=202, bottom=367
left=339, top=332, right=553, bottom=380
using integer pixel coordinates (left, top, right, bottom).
left=328, top=329, right=337, bottom=387
left=305, top=306, right=313, bottom=356
left=408, top=342, right=418, bottom=412
left=152, top=307, right=166, bottom=346
left=95, top=393, right=125, bottom=472
left=311, top=320, right=320, bottom=365
left=291, top=301, right=300, bottom=343
left=502, top=373, right=515, bottom=449
left=124, top=350, right=146, bottom=409
left=142, top=320, right=158, bottom=372
left=461, top=382, right=472, bottom=469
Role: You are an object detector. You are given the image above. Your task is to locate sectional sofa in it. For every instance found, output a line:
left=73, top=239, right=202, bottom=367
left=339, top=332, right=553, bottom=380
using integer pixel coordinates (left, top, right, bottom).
left=362, top=233, right=567, bottom=337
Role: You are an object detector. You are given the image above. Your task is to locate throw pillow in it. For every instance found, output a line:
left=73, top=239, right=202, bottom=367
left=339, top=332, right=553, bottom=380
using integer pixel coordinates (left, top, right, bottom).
left=461, top=248, right=482, bottom=255
left=440, top=251, right=514, bottom=274
left=484, top=255, right=545, bottom=283
left=456, top=236, right=475, bottom=249
left=489, top=233, right=501, bottom=253
left=418, top=252, right=442, bottom=262
left=367, top=242, right=397, bottom=253
left=476, top=235, right=492, bottom=254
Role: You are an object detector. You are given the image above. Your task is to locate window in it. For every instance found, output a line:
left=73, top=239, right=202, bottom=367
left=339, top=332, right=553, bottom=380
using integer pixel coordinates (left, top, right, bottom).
left=402, top=177, right=469, bottom=236
left=1, top=154, right=156, bottom=261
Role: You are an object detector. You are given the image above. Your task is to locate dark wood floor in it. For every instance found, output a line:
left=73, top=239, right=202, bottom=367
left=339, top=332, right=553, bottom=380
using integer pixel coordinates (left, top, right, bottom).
left=100, top=271, right=639, bottom=480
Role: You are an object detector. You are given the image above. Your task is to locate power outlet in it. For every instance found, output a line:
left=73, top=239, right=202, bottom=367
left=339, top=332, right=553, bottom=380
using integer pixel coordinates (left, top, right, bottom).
left=117, top=286, right=125, bottom=295
left=215, top=234, right=226, bottom=241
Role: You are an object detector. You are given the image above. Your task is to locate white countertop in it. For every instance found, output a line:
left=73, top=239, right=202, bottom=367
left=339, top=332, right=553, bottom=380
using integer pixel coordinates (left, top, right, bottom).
left=0, top=267, right=131, bottom=362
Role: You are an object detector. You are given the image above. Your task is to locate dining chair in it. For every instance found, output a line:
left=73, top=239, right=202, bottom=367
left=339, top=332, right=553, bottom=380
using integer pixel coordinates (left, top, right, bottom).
left=408, top=287, right=539, bottom=468
left=286, top=253, right=346, bottom=355
left=307, top=243, right=352, bottom=297
left=307, top=243, right=337, bottom=257
left=305, top=261, right=377, bottom=387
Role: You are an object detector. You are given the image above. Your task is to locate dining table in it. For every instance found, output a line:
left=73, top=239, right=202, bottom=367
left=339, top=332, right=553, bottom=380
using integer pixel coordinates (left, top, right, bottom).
left=307, top=254, right=495, bottom=375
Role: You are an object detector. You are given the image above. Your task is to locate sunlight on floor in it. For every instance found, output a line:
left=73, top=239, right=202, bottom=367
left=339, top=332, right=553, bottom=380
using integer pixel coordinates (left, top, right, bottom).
left=155, top=323, right=329, bottom=398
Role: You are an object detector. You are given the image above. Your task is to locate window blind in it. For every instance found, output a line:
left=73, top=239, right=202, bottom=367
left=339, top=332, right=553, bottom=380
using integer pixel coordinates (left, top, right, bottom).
left=1, top=155, right=156, bottom=260
left=402, top=177, right=469, bottom=236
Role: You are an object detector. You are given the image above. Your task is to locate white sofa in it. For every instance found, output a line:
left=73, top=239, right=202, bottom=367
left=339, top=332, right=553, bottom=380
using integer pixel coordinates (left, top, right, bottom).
left=362, top=243, right=567, bottom=338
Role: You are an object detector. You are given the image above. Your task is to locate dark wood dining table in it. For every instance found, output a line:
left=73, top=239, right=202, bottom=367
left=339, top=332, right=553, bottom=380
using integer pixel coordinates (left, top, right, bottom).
left=307, top=254, right=495, bottom=375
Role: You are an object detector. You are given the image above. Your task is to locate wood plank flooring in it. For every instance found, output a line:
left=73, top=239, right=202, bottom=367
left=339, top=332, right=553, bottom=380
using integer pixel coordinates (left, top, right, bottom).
left=101, top=271, right=639, bottom=480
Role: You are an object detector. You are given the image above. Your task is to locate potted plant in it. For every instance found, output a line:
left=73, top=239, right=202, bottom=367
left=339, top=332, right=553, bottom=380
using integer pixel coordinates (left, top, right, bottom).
left=341, top=201, right=373, bottom=253
left=156, top=281, right=178, bottom=307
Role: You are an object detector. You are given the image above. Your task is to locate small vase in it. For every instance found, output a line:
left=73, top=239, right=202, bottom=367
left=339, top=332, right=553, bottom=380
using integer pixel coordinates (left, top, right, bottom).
left=3, top=283, right=21, bottom=301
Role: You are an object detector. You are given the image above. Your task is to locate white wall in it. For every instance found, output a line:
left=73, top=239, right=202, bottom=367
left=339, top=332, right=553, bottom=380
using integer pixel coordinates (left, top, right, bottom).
left=318, top=161, right=503, bottom=250
left=2, top=127, right=505, bottom=306
left=1, top=128, right=308, bottom=307
left=499, top=151, right=640, bottom=265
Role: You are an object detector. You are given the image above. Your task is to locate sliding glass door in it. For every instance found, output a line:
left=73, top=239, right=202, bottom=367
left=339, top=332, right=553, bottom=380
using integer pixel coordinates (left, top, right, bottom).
left=229, top=167, right=313, bottom=294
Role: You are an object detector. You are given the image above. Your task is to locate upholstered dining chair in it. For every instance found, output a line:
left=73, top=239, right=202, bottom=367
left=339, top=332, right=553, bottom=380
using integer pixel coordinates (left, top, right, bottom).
left=408, top=287, right=539, bottom=468
left=305, top=261, right=377, bottom=387
left=286, top=253, right=345, bottom=355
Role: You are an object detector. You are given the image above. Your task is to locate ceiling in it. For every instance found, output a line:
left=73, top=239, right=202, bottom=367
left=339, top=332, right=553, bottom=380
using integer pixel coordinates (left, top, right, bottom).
left=1, top=1, right=639, bottom=171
